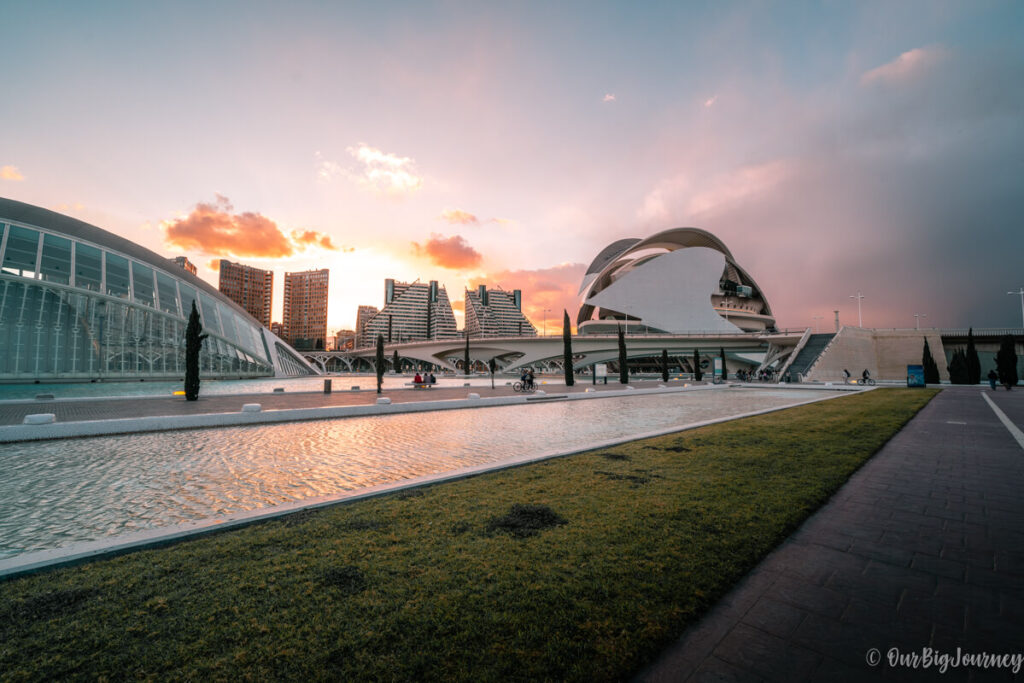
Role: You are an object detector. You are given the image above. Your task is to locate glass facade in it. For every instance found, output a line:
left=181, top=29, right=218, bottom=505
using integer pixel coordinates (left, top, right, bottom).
left=0, top=213, right=305, bottom=381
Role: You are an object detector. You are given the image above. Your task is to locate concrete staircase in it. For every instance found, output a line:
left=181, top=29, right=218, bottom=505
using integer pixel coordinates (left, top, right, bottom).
left=787, top=333, right=835, bottom=379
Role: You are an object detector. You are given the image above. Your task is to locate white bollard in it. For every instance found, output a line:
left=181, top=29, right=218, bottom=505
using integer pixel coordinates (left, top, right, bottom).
left=625, top=385, right=636, bottom=391
left=241, top=403, right=262, bottom=413
left=467, top=393, right=481, bottom=400
left=23, top=413, right=56, bottom=425
left=376, top=397, right=392, bottom=405
left=534, top=390, right=545, bottom=396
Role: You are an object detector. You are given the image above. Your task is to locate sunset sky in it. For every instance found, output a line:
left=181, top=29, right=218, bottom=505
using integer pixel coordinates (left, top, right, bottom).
left=2, top=1, right=1022, bottom=335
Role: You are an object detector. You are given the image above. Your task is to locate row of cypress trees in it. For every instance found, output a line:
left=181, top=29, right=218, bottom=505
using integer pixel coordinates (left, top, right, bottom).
left=926, top=328, right=1018, bottom=387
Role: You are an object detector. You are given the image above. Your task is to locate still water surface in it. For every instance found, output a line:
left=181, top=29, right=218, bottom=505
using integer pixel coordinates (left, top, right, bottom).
left=0, top=388, right=827, bottom=559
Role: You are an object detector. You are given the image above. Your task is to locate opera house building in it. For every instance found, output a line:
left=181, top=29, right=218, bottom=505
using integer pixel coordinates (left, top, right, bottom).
left=577, top=228, right=775, bottom=334
left=0, top=198, right=313, bottom=382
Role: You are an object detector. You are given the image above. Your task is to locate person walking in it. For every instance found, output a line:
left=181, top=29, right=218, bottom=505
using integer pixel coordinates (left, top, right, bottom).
left=988, top=369, right=998, bottom=391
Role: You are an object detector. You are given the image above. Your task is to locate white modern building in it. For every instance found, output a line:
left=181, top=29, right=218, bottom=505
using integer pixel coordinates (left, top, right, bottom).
left=577, top=228, right=775, bottom=334
left=464, top=285, right=537, bottom=338
left=0, top=198, right=315, bottom=380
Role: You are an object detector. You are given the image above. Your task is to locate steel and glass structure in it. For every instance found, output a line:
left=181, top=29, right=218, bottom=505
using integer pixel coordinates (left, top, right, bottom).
left=0, top=198, right=315, bottom=381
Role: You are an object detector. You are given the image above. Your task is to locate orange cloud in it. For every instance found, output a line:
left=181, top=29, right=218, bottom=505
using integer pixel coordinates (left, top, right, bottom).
left=485, top=263, right=586, bottom=334
left=163, top=196, right=337, bottom=258
left=1, top=165, right=24, bottom=181
left=439, top=209, right=480, bottom=225
left=412, top=233, right=482, bottom=269
left=207, top=259, right=221, bottom=271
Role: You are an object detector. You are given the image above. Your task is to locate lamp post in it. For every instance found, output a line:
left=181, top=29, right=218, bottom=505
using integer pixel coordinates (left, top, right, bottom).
left=1010, top=288, right=1024, bottom=329
left=914, top=313, right=927, bottom=330
left=542, top=308, right=551, bottom=336
left=849, top=292, right=864, bottom=328
left=812, top=315, right=823, bottom=334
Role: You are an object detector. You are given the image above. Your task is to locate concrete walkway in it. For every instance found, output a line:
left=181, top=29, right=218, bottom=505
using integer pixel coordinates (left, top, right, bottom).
left=637, top=387, right=1024, bottom=682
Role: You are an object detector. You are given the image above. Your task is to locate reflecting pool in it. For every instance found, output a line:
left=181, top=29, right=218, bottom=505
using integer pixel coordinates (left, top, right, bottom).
left=0, top=388, right=829, bottom=559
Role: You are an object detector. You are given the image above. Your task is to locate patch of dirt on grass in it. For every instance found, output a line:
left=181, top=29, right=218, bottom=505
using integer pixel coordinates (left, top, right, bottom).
left=594, top=470, right=662, bottom=486
left=485, top=504, right=567, bottom=538
left=1, top=587, right=99, bottom=623
left=320, top=565, right=367, bottom=595
left=599, top=451, right=631, bottom=461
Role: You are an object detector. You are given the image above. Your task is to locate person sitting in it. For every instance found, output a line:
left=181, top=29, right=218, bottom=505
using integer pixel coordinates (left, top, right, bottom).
left=413, top=372, right=423, bottom=385
left=428, top=372, right=436, bottom=384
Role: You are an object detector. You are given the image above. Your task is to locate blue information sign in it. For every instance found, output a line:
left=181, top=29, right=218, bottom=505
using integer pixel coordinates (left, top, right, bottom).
left=907, top=364, right=925, bottom=387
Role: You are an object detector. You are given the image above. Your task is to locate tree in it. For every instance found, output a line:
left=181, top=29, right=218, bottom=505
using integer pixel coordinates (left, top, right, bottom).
left=375, top=334, right=385, bottom=394
left=719, top=347, right=728, bottom=381
left=947, top=348, right=969, bottom=384
left=184, top=300, right=208, bottom=401
left=966, top=328, right=981, bottom=385
left=996, top=334, right=1018, bottom=390
left=617, top=324, right=628, bottom=384
left=392, top=349, right=400, bottom=374
left=562, top=310, right=574, bottom=387
left=922, top=338, right=941, bottom=384
left=693, top=348, right=703, bottom=382
left=661, top=349, right=669, bottom=382
left=464, top=335, right=471, bottom=375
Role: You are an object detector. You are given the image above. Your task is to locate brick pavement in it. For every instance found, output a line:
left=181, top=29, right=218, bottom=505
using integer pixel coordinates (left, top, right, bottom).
left=637, top=387, right=1024, bottom=682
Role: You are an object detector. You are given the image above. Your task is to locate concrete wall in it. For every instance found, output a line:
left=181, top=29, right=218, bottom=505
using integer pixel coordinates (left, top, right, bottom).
left=805, top=328, right=949, bottom=382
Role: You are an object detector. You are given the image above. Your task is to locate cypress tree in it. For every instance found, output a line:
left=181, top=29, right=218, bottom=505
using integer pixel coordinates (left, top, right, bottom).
left=719, top=347, right=728, bottom=381
left=562, top=310, right=574, bottom=387
left=375, top=334, right=385, bottom=394
left=693, top=348, right=703, bottom=382
left=996, top=335, right=1018, bottom=390
left=617, top=324, right=628, bottom=384
left=966, top=328, right=981, bottom=385
left=392, top=349, right=400, bottom=373
left=922, top=338, right=941, bottom=384
left=661, top=349, right=669, bottom=382
left=184, top=300, right=208, bottom=401
left=948, top=349, right=968, bottom=384
left=464, top=335, right=471, bottom=374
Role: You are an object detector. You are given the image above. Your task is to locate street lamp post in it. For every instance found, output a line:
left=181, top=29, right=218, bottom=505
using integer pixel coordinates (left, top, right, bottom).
left=1010, top=288, right=1024, bottom=328
left=542, top=308, right=551, bottom=336
left=812, top=315, right=823, bottom=334
left=914, top=313, right=927, bottom=330
left=849, top=292, right=865, bottom=328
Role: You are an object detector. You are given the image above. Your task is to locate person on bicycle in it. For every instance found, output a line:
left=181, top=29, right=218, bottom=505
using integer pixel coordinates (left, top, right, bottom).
left=526, top=369, right=535, bottom=390
left=862, top=369, right=871, bottom=384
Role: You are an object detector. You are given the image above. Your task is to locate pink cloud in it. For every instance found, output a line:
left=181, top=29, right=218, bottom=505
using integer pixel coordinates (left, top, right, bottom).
left=1, top=165, right=24, bottom=181
left=439, top=209, right=480, bottom=225
left=484, top=263, right=587, bottom=333
left=412, top=233, right=483, bottom=269
left=860, top=46, right=948, bottom=85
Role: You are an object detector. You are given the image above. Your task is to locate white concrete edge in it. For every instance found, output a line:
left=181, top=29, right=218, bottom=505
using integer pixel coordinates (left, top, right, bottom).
left=0, top=383, right=741, bottom=443
left=981, top=391, right=1024, bottom=450
left=0, top=387, right=859, bottom=580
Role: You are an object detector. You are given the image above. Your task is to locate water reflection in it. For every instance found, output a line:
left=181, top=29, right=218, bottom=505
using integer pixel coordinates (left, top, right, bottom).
left=0, top=389, right=826, bottom=559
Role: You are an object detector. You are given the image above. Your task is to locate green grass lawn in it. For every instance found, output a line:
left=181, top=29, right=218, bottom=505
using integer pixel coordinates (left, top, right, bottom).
left=0, top=388, right=936, bottom=681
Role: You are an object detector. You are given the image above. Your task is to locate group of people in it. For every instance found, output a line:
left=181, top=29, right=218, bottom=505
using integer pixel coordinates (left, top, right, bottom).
left=519, top=368, right=536, bottom=390
left=735, top=369, right=774, bottom=382
left=413, top=372, right=437, bottom=386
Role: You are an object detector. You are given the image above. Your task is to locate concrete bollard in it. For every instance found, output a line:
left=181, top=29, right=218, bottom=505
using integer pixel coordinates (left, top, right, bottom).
left=376, top=397, right=392, bottom=405
left=625, top=385, right=636, bottom=390
left=467, top=393, right=481, bottom=400
left=241, top=403, right=262, bottom=413
left=23, top=413, right=56, bottom=425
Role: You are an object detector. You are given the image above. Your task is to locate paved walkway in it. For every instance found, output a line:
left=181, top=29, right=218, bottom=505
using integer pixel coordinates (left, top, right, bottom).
left=637, top=387, right=1024, bottom=682
left=0, top=379, right=660, bottom=426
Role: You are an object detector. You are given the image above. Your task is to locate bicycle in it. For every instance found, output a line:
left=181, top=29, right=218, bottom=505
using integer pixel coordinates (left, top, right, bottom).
left=512, top=381, right=536, bottom=393
left=859, top=377, right=876, bottom=386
